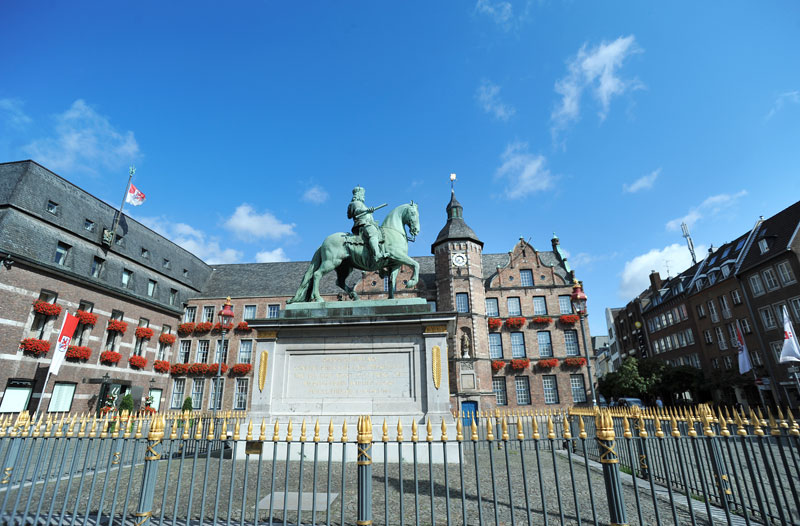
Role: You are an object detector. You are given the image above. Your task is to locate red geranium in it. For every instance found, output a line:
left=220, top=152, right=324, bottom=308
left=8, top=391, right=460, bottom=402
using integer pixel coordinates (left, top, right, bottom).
left=564, top=357, right=587, bottom=367
left=100, top=351, right=122, bottom=364
left=178, top=323, right=195, bottom=336
left=170, top=363, right=189, bottom=375
left=107, top=320, right=128, bottom=334
left=504, top=317, right=526, bottom=330
left=510, top=358, right=530, bottom=370
left=487, top=318, right=502, bottom=331
left=75, top=310, right=98, bottom=325
left=153, top=360, right=170, bottom=373
left=559, top=314, right=580, bottom=325
left=230, top=363, right=252, bottom=375
left=129, top=355, right=147, bottom=368
left=207, top=363, right=229, bottom=375
left=65, top=345, right=91, bottom=360
left=188, top=362, right=210, bottom=375
left=33, top=301, right=62, bottom=317
left=194, top=322, right=213, bottom=333
left=530, top=316, right=551, bottom=325
left=142, top=406, right=157, bottom=414
left=20, top=338, right=50, bottom=356
left=159, top=333, right=176, bottom=345
left=236, top=321, right=251, bottom=332
left=212, top=322, right=234, bottom=332
left=537, top=358, right=559, bottom=369
left=491, top=359, right=506, bottom=372
left=135, top=327, right=154, bottom=339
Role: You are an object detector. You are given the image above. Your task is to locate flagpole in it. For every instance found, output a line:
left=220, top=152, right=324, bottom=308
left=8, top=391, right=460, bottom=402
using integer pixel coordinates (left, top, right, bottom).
left=737, top=319, right=766, bottom=409
left=33, top=314, right=68, bottom=416
left=110, top=166, right=135, bottom=243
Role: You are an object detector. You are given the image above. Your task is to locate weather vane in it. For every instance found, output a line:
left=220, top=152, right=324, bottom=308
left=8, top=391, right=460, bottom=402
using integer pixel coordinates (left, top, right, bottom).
left=450, top=173, right=456, bottom=191
left=129, top=165, right=136, bottom=177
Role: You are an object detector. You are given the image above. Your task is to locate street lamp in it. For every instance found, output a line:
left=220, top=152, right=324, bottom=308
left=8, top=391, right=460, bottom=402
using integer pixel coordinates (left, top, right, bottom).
left=214, top=297, right=235, bottom=423
left=571, top=280, right=597, bottom=406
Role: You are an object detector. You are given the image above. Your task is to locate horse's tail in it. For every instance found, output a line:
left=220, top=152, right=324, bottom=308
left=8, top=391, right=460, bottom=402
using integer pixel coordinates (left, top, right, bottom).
left=287, top=248, right=322, bottom=303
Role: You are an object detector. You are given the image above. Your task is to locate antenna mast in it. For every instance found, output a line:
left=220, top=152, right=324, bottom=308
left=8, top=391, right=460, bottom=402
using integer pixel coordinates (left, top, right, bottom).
left=681, top=222, right=697, bottom=265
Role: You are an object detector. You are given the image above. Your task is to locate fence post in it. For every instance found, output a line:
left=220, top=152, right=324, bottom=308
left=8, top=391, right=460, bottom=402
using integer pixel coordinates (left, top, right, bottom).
left=357, top=415, right=373, bottom=526
left=631, top=407, right=649, bottom=480
left=701, top=407, right=733, bottom=505
left=134, top=415, right=164, bottom=526
left=596, top=409, right=628, bottom=526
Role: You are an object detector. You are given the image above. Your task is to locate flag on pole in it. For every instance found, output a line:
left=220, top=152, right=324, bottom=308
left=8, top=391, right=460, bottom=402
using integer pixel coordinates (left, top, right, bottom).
left=779, top=305, right=800, bottom=363
left=735, top=320, right=752, bottom=374
left=125, top=183, right=146, bottom=206
left=49, top=313, right=79, bottom=376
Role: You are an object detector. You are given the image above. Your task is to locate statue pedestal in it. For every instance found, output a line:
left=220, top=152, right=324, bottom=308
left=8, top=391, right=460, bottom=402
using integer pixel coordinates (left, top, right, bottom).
left=245, top=299, right=457, bottom=461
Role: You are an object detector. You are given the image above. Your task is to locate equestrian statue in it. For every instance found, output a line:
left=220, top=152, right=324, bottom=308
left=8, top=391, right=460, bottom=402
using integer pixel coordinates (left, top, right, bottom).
left=287, top=186, right=420, bottom=303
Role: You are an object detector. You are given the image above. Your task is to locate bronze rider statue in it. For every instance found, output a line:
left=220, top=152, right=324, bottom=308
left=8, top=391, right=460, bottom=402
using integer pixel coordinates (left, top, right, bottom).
left=347, top=186, right=387, bottom=265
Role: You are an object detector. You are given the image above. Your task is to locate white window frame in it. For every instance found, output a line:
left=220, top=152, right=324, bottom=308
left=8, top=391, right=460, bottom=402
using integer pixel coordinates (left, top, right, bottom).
left=492, top=377, right=507, bottom=406
left=234, top=378, right=249, bottom=410
left=268, top=305, right=281, bottom=318
left=514, top=377, right=531, bottom=405
left=762, top=268, right=780, bottom=291
left=238, top=340, right=253, bottom=364
left=244, top=305, right=257, bottom=320
left=184, top=306, right=197, bottom=323
left=570, top=375, right=587, bottom=403
left=749, top=274, right=765, bottom=296
left=533, top=297, right=547, bottom=315
left=564, top=330, right=580, bottom=357
left=542, top=376, right=559, bottom=404
left=171, top=379, right=186, bottom=409
left=519, top=270, right=533, bottom=287
left=507, top=297, right=522, bottom=317
left=456, top=293, right=470, bottom=313
left=537, top=331, right=553, bottom=357
left=191, top=379, right=205, bottom=410
left=558, top=296, right=573, bottom=314
left=49, top=383, right=76, bottom=412
left=488, top=333, right=503, bottom=359
left=485, top=298, right=499, bottom=317
left=510, top=332, right=526, bottom=358
left=777, top=261, right=796, bottom=285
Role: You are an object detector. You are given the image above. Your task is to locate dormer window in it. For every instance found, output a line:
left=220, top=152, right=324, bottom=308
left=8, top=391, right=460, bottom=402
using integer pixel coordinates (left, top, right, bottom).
left=758, top=238, right=769, bottom=254
left=46, top=200, right=59, bottom=215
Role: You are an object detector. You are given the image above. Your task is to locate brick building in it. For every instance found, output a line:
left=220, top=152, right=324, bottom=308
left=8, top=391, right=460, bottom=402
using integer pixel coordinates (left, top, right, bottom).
left=0, top=160, right=593, bottom=414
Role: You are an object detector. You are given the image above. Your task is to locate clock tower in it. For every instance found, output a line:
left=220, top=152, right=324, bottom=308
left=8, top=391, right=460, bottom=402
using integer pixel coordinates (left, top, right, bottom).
left=431, top=188, right=487, bottom=406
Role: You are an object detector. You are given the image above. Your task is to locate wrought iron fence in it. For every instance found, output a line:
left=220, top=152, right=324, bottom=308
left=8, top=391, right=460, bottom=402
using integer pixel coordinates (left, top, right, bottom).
left=0, top=406, right=797, bottom=526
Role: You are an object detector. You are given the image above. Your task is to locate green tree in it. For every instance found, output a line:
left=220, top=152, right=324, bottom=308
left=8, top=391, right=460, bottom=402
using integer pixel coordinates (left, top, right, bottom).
left=182, top=396, right=194, bottom=412
left=119, top=393, right=134, bottom=412
left=598, top=357, right=655, bottom=399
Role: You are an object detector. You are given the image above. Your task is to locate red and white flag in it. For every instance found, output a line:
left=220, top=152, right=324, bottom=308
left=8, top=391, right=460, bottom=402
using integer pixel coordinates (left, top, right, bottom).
left=735, top=320, right=752, bottom=374
left=125, top=183, right=146, bottom=206
left=779, top=306, right=800, bottom=363
left=49, top=313, right=79, bottom=376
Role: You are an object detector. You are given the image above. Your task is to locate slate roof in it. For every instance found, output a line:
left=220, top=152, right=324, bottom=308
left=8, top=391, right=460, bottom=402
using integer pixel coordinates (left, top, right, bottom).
left=737, top=200, right=800, bottom=273
left=432, top=191, right=482, bottom=250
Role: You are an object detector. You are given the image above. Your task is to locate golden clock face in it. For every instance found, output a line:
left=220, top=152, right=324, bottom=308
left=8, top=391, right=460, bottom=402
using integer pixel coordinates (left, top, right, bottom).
left=452, top=253, right=467, bottom=267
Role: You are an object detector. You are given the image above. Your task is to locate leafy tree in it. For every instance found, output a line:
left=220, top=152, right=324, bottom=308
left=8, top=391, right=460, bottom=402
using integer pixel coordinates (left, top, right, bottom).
left=598, top=357, right=656, bottom=399
left=182, top=396, right=194, bottom=412
left=119, top=393, right=134, bottom=412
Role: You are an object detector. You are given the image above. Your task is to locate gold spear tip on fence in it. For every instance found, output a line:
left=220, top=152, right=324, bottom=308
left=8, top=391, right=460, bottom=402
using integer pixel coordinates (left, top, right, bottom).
left=300, top=418, right=306, bottom=442
left=397, top=419, right=404, bottom=442
left=456, top=418, right=464, bottom=442
left=286, top=420, right=294, bottom=442
left=767, top=409, right=781, bottom=436
left=622, top=416, right=632, bottom=439
left=440, top=418, right=448, bottom=441
left=471, top=416, right=479, bottom=441
left=314, top=419, right=321, bottom=442
left=516, top=415, right=525, bottom=440
left=341, top=420, right=348, bottom=442
left=381, top=418, right=388, bottom=442
left=426, top=418, right=433, bottom=442
left=411, top=419, right=419, bottom=442
left=546, top=414, right=555, bottom=439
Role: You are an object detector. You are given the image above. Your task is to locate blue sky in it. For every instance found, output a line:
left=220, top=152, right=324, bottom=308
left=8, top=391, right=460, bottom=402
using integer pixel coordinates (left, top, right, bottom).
left=2, top=2, right=799, bottom=336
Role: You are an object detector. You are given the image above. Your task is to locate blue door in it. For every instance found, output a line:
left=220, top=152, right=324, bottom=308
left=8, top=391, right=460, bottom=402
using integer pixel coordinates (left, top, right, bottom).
left=461, top=401, right=478, bottom=430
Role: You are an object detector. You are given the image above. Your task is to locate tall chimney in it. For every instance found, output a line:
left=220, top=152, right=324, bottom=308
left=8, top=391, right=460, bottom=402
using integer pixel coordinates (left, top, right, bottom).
left=649, top=270, right=662, bottom=293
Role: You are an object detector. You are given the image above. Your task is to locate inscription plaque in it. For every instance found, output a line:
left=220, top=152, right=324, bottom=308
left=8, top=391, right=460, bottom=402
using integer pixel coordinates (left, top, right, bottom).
left=287, top=351, right=412, bottom=399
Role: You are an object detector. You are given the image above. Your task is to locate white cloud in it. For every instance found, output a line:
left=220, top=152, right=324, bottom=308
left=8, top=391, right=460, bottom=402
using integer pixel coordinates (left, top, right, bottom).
left=475, top=0, right=513, bottom=27
left=665, top=190, right=747, bottom=231
left=623, top=168, right=660, bottom=193
left=494, top=142, right=555, bottom=199
left=256, top=248, right=290, bottom=263
left=552, top=35, right=642, bottom=138
left=618, top=243, right=705, bottom=299
left=137, top=216, right=242, bottom=265
left=302, top=185, right=329, bottom=204
left=223, top=204, right=296, bottom=241
left=23, top=99, right=139, bottom=174
left=0, top=98, right=32, bottom=127
left=765, top=90, right=800, bottom=120
left=476, top=80, right=516, bottom=121
left=569, top=251, right=619, bottom=270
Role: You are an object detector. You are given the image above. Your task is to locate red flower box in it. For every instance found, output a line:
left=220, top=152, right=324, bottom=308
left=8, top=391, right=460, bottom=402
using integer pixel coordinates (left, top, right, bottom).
left=188, top=362, right=210, bottom=375
left=65, top=345, right=91, bottom=360
left=207, top=363, right=229, bottom=375
left=504, top=317, right=527, bottom=330
left=178, top=323, right=195, bottom=336
left=194, top=322, right=213, bottom=333
left=491, top=359, right=506, bottom=372
left=563, top=357, right=587, bottom=367
left=129, top=355, right=147, bottom=368
left=559, top=314, right=580, bottom=325
left=20, top=338, right=50, bottom=356
left=75, top=310, right=98, bottom=325
left=135, top=327, right=154, bottom=339
left=170, top=363, right=189, bottom=375
left=153, top=360, right=170, bottom=373
left=159, top=333, right=176, bottom=345
left=236, top=321, right=251, bottom=332
left=100, top=351, right=122, bottom=364
left=212, top=322, right=234, bottom=332
left=230, top=363, right=253, bottom=375
left=33, top=301, right=62, bottom=317
left=537, top=358, right=559, bottom=369
left=510, top=358, right=531, bottom=370
left=530, top=316, right=551, bottom=325
left=487, top=318, right=502, bottom=331
left=142, top=406, right=157, bottom=414
left=107, top=320, right=128, bottom=334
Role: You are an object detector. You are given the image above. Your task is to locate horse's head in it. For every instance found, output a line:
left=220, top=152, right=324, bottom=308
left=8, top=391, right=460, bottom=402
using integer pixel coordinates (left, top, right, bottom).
left=404, top=201, right=420, bottom=238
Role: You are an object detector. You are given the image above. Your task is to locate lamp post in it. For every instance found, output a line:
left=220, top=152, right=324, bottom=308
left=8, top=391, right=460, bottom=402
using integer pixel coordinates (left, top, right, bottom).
left=571, top=280, right=597, bottom=406
left=214, top=297, right=234, bottom=424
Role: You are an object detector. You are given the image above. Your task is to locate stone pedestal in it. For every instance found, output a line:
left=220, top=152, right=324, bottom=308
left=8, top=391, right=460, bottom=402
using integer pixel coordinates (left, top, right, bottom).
left=244, top=299, right=457, bottom=461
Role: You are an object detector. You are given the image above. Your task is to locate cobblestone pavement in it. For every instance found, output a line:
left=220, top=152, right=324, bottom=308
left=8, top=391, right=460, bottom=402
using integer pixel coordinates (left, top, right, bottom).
left=4, top=441, right=728, bottom=525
